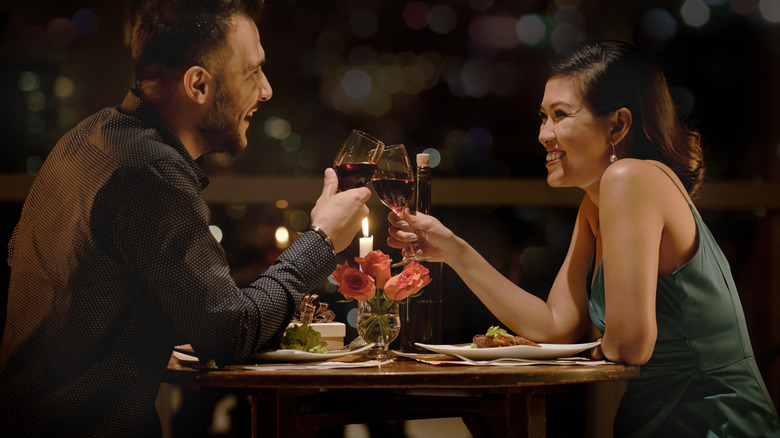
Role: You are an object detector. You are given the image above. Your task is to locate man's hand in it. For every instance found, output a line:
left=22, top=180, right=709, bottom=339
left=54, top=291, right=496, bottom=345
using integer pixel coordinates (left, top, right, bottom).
left=310, top=168, right=371, bottom=253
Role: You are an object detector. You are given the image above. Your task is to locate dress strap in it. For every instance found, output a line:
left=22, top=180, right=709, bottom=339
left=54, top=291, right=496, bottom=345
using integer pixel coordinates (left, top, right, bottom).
left=650, top=164, right=692, bottom=209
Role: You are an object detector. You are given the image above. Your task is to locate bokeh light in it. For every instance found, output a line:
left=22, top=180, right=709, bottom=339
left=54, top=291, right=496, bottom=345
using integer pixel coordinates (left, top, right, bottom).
left=274, top=226, right=290, bottom=249
left=551, top=22, right=579, bottom=52
left=53, top=76, right=75, bottom=99
left=18, top=71, right=40, bottom=92
left=671, top=85, right=696, bottom=118
left=730, top=0, right=759, bottom=15
left=281, top=132, right=302, bottom=152
left=516, top=14, right=547, bottom=45
left=555, top=6, right=584, bottom=29
left=209, top=225, right=223, bottom=243
left=467, top=127, right=493, bottom=154
left=681, top=0, right=710, bottom=27
left=422, top=148, right=442, bottom=168
left=403, top=2, right=429, bottom=30
left=640, top=8, right=678, bottom=42
left=346, top=307, right=358, bottom=329
left=520, top=246, right=553, bottom=276
left=342, top=69, right=373, bottom=99
left=288, top=210, right=311, bottom=230
left=428, top=5, right=458, bottom=34
left=264, top=117, right=292, bottom=140
left=350, top=10, right=378, bottom=38
left=27, top=91, right=46, bottom=112
left=227, top=199, right=247, bottom=219
left=759, top=0, right=780, bottom=22
left=47, top=18, right=76, bottom=47
left=469, top=16, right=520, bottom=49
left=72, top=8, right=99, bottom=38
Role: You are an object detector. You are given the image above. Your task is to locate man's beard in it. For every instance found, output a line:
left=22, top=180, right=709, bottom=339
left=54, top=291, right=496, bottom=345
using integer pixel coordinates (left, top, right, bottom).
left=198, top=82, right=246, bottom=156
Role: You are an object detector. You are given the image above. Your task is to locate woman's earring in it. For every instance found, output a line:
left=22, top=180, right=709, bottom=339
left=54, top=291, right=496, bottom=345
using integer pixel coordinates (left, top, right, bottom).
left=609, top=143, right=618, bottom=163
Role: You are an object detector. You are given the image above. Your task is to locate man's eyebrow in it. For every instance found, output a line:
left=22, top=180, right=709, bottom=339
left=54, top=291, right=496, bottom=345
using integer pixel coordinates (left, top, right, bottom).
left=247, top=58, right=266, bottom=73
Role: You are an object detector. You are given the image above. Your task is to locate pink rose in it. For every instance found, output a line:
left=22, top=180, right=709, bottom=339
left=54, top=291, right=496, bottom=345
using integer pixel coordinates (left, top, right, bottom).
left=332, top=262, right=375, bottom=302
left=355, top=250, right=392, bottom=289
left=383, top=262, right=432, bottom=301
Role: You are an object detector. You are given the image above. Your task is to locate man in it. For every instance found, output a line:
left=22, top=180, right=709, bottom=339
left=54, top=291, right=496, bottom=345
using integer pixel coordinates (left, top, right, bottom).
left=0, top=0, right=370, bottom=436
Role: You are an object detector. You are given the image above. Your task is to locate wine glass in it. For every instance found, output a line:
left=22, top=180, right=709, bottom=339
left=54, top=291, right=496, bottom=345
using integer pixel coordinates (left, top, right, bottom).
left=372, top=144, right=428, bottom=267
left=333, top=129, right=385, bottom=191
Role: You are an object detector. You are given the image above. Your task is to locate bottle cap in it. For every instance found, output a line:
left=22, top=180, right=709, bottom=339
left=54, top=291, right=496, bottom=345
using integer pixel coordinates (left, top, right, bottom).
left=416, top=153, right=430, bottom=167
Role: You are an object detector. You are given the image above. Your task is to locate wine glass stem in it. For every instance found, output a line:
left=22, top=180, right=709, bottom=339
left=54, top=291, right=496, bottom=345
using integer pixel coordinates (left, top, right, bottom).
left=394, top=208, right=419, bottom=260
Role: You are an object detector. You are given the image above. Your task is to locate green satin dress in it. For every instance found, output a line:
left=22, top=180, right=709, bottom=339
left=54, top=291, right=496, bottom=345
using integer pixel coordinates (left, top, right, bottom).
left=587, top=166, right=780, bottom=437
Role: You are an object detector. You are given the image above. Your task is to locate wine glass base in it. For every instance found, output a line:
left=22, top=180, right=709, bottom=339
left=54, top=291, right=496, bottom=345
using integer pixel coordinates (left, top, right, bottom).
left=362, top=347, right=396, bottom=361
left=391, top=256, right=431, bottom=268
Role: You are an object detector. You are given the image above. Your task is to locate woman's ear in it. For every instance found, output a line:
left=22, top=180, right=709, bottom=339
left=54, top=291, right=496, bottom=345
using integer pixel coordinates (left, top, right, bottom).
left=610, top=108, right=632, bottom=146
left=182, top=66, right=213, bottom=105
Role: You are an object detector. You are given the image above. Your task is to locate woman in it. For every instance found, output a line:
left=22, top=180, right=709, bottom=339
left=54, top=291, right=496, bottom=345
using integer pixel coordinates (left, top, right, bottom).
left=388, top=40, right=779, bottom=437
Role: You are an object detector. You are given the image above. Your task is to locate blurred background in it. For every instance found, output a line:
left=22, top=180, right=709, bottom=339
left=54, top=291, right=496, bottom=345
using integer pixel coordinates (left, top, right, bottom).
left=1, top=0, right=779, bottom=436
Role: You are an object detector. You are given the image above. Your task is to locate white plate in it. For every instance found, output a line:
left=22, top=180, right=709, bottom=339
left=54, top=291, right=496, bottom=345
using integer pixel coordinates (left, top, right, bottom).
left=250, top=343, right=375, bottom=363
left=415, top=340, right=601, bottom=361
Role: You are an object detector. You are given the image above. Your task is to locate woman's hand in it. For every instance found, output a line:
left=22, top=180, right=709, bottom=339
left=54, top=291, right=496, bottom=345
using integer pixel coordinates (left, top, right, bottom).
left=386, top=208, right=459, bottom=264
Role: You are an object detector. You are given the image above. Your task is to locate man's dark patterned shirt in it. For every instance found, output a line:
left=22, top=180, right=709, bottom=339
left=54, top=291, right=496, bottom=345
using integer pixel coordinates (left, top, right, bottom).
left=0, top=90, right=336, bottom=437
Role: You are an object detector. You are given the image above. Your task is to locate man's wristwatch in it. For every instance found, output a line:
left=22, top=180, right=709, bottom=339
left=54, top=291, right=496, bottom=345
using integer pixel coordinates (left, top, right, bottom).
left=306, top=225, right=334, bottom=252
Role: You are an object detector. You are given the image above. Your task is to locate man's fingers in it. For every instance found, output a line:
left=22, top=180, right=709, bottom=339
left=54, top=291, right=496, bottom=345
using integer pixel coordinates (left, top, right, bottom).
left=321, top=167, right=338, bottom=198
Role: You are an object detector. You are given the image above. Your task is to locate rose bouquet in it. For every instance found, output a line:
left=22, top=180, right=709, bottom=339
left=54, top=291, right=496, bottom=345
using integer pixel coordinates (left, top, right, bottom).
left=332, top=250, right=431, bottom=352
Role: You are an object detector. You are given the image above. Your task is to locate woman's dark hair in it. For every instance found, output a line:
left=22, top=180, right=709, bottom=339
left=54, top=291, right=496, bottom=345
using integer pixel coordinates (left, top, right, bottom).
left=548, top=40, right=705, bottom=197
left=131, top=0, right=264, bottom=87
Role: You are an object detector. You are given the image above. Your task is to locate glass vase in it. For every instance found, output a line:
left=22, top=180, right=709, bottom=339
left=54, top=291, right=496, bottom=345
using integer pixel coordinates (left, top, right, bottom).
left=357, top=291, right=400, bottom=361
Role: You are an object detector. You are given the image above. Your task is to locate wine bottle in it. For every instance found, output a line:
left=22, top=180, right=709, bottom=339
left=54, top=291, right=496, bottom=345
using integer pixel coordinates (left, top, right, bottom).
left=399, top=153, right=444, bottom=352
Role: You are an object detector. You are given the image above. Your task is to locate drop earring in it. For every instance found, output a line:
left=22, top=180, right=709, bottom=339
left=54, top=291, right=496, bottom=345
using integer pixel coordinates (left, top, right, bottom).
left=609, top=143, right=618, bottom=163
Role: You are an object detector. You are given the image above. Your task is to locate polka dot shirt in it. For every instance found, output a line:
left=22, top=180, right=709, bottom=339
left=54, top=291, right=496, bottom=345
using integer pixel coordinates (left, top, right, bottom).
left=0, top=90, right=337, bottom=437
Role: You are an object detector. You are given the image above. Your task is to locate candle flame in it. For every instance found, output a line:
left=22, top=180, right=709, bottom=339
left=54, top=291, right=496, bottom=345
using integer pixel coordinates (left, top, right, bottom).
left=362, top=217, right=369, bottom=238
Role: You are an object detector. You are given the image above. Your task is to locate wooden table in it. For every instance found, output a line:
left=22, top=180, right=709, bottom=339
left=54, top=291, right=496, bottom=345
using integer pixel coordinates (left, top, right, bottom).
left=164, top=356, right=639, bottom=438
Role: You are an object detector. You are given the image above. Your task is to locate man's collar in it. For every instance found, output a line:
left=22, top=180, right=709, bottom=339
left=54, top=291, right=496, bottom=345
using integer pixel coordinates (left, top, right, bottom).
left=119, top=90, right=209, bottom=190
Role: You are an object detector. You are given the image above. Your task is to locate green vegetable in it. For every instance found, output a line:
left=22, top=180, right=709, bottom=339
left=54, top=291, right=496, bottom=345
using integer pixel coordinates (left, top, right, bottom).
left=270, top=323, right=328, bottom=353
left=470, top=325, right=514, bottom=348
left=486, top=325, right=512, bottom=338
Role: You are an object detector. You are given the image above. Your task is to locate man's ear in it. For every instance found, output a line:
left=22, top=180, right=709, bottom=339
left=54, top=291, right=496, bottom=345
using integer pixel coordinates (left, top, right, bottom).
left=182, top=66, right=213, bottom=104
left=609, top=107, right=632, bottom=145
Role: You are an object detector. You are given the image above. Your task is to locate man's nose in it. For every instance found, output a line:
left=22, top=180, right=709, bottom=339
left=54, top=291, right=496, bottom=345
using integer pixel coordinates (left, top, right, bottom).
left=259, top=74, right=272, bottom=102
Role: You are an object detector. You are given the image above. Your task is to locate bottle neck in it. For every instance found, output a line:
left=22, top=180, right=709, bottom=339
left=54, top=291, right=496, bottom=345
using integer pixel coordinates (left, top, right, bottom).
left=415, top=166, right=432, bottom=214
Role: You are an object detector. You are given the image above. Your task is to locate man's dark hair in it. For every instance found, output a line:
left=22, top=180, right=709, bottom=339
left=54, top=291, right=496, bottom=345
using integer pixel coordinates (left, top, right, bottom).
left=131, top=0, right=264, bottom=88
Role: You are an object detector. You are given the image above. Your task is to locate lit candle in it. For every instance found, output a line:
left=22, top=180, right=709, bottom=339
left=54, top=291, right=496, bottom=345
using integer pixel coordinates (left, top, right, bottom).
left=359, top=217, right=373, bottom=258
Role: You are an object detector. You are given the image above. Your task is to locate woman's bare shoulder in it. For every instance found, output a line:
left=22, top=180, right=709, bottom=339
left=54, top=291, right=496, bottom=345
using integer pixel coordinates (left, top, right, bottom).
left=600, top=159, right=690, bottom=216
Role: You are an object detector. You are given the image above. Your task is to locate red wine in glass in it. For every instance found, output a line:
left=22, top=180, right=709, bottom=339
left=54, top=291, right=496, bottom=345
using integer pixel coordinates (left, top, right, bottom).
left=372, top=178, right=414, bottom=212
left=334, top=162, right=378, bottom=191
left=333, top=130, right=384, bottom=191
left=373, top=144, right=428, bottom=267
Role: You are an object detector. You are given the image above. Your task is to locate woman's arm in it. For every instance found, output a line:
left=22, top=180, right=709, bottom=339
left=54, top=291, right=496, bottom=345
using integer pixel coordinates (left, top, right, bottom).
left=388, top=200, right=595, bottom=343
left=599, top=160, right=663, bottom=365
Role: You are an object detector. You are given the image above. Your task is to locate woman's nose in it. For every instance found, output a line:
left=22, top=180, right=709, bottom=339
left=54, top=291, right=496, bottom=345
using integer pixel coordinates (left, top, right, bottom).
left=538, top=120, right=554, bottom=146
